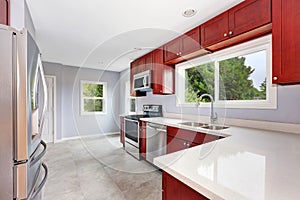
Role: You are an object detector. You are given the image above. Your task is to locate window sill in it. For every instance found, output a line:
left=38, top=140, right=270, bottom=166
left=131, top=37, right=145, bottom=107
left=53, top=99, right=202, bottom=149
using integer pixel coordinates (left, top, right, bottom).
left=80, top=112, right=107, bottom=116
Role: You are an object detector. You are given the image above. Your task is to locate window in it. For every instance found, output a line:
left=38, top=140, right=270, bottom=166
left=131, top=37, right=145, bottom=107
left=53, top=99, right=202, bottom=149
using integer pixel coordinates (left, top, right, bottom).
left=176, top=35, right=277, bottom=109
left=80, top=81, right=107, bottom=114
left=125, top=81, right=136, bottom=114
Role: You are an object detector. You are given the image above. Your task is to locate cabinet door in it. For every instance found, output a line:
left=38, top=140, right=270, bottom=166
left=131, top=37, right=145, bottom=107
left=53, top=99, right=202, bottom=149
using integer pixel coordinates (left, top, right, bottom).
left=162, top=172, right=209, bottom=200
left=162, top=172, right=182, bottom=200
left=152, top=49, right=164, bottom=94
left=144, top=53, right=153, bottom=71
left=136, top=57, right=146, bottom=73
left=130, top=61, right=146, bottom=97
left=120, top=117, right=125, bottom=146
left=164, top=38, right=181, bottom=63
left=0, top=0, right=9, bottom=25
left=167, top=136, right=198, bottom=154
left=229, top=0, right=271, bottom=36
left=273, top=0, right=300, bottom=84
left=201, top=12, right=229, bottom=47
left=130, top=61, right=138, bottom=96
left=140, top=121, right=146, bottom=159
left=167, top=126, right=206, bottom=144
left=167, top=136, right=187, bottom=154
left=152, top=49, right=175, bottom=94
left=181, top=26, right=201, bottom=56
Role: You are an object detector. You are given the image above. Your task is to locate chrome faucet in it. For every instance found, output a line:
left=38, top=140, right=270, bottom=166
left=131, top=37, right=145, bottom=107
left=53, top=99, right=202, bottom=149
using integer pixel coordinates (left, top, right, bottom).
left=197, top=94, right=218, bottom=124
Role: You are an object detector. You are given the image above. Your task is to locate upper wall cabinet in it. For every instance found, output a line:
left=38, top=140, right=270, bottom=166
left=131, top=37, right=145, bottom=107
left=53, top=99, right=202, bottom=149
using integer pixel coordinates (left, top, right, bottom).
left=164, top=27, right=209, bottom=64
left=272, top=0, right=300, bottom=84
left=130, top=60, right=146, bottom=97
left=201, top=0, right=271, bottom=51
left=0, top=0, right=9, bottom=25
left=152, top=49, right=174, bottom=95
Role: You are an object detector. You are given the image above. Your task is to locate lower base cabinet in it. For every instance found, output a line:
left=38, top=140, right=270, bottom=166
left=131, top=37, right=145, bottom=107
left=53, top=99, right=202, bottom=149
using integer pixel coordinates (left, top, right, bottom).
left=120, top=116, right=125, bottom=147
left=162, top=172, right=209, bottom=200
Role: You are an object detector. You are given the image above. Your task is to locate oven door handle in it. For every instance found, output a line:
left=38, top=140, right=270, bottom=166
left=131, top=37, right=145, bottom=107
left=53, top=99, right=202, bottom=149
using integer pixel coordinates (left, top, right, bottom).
left=28, top=162, right=48, bottom=200
left=29, top=140, right=47, bottom=167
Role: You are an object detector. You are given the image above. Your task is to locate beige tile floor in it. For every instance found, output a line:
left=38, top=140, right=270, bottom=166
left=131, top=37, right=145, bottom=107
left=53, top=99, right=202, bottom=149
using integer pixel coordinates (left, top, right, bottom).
left=42, top=134, right=162, bottom=200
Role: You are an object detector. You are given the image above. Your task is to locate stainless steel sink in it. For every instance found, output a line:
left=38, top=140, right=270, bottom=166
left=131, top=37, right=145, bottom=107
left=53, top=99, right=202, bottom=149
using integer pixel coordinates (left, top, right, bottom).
left=178, top=122, right=208, bottom=127
left=202, top=125, right=229, bottom=130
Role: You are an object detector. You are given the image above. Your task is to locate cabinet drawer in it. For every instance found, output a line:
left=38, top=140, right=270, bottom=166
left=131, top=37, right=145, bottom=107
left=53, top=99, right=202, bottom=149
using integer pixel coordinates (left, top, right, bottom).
left=167, top=136, right=198, bottom=154
left=167, top=126, right=205, bottom=144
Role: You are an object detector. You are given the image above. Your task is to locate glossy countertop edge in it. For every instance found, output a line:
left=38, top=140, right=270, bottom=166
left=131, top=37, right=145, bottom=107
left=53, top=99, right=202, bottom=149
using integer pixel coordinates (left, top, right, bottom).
left=141, top=117, right=300, bottom=200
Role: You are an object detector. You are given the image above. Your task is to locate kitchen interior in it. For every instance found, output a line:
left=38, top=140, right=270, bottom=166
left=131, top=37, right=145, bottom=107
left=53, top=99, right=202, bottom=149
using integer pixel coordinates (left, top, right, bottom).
left=1, top=0, right=300, bottom=200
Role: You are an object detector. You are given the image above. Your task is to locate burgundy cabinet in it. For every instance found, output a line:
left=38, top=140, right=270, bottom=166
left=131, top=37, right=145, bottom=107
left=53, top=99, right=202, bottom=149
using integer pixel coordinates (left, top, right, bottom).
left=201, top=12, right=229, bottom=48
left=164, top=27, right=207, bottom=64
left=0, top=0, right=9, bottom=25
left=144, top=53, right=153, bottom=71
left=130, top=60, right=146, bottom=97
left=152, top=49, right=175, bottom=95
left=202, top=0, right=271, bottom=51
left=162, top=172, right=209, bottom=200
left=139, top=121, right=147, bottom=159
left=167, top=136, right=198, bottom=154
left=136, top=56, right=146, bottom=73
left=228, top=0, right=271, bottom=37
left=272, top=0, right=300, bottom=84
left=167, top=126, right=221, bottom=154
left=120, top=116, right=125, bottom=147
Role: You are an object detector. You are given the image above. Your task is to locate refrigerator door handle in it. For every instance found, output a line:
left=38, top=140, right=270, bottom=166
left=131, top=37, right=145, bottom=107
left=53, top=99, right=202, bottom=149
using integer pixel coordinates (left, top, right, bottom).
left=28, top=163, right=48, bottom=200
left=37, top=54, right=48, bottom=133
left=29, top=140, right=47, bottom=167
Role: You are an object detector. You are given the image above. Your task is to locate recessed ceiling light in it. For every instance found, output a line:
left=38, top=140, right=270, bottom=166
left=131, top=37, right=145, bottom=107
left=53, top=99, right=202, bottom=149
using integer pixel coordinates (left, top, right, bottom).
left=182, top=9, right=197, bottom=17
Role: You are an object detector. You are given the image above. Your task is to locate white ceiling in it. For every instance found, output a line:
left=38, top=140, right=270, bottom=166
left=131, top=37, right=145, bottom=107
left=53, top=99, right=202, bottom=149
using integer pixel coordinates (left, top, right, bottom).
left=26, top=0, right=243, bottom=72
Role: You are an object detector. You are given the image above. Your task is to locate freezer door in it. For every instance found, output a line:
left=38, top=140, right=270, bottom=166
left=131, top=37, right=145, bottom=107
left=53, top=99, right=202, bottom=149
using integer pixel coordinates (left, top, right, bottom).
left=0, top=25, right=14, bottom=200
left=14, top=29, right=29, bottom=161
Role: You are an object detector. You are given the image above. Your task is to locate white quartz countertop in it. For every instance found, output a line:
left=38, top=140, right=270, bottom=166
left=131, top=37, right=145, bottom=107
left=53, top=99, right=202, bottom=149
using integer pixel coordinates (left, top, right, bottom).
left=141, top=117, right=300, bottom=200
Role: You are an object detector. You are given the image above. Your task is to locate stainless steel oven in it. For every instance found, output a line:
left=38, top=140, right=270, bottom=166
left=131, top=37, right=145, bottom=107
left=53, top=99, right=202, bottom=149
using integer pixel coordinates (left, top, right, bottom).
left=124, top=118, right=140, bottom=159
left=124, top=105, right=163, bottom=160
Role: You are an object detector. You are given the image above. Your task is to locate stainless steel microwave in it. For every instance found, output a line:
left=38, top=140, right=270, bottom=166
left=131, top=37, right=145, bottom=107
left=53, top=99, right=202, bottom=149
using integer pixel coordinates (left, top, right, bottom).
left=133, top=70, right=151, bottom=91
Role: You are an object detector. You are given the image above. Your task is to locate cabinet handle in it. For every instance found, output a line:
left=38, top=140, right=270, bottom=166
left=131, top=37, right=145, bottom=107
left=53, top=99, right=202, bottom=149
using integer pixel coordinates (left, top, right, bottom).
left=183, top=142, right=187, bottom=146
left=179, top=52, right=182, bottom=56
left=273, top=77, right=278, bottom=81
left=186, top=143, right=190, bottom=147
left=229, top=31, right=233, bottom=35
left=224, top=33, right=227, bottom=37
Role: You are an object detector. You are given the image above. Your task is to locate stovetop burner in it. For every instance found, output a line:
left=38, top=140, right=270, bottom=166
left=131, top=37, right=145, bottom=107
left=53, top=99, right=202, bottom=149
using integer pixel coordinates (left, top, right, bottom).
left=124, top=114, right=150, bottom=120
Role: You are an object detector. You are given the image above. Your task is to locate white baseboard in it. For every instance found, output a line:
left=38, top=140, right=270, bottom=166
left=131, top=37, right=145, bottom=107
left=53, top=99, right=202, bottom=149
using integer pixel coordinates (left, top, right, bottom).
left=55, top=132, right=119, bottom=143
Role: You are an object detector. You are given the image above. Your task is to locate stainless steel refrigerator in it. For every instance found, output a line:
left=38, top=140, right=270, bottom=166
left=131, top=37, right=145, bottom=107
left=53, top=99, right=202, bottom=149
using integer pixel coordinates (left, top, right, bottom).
left=0, top=25, right=48, bottom=200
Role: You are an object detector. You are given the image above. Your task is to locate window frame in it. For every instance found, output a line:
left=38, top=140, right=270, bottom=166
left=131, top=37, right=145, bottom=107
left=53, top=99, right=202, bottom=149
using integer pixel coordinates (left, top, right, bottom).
left=80, top=80, right=107, bottom=115
left=125, top=81, right=137, bottom=114
left=176, top=35, right=277, bottom=109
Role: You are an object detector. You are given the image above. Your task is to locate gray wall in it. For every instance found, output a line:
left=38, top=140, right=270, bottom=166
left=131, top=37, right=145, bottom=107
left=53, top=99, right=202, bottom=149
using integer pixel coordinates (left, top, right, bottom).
left=43, top=62, right=120, bottom=139
left=10, top=0, right=36, bottom=37
left=25, top=1, right=36, bottom=38
left=119, top=69, right=300, bottom=124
